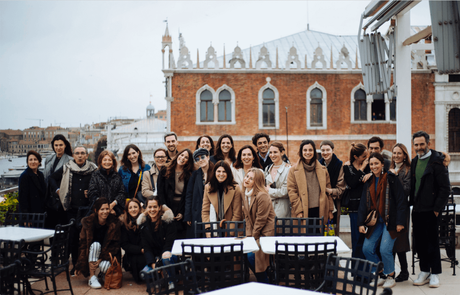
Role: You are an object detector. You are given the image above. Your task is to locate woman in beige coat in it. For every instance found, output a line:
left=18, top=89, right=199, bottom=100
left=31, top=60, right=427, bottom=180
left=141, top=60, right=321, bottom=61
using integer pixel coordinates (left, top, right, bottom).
left=202, top=161, right=242, bottom=237
left=287, top=140, right=334, bottom=225
left=242, top=168, right=276, bottom=283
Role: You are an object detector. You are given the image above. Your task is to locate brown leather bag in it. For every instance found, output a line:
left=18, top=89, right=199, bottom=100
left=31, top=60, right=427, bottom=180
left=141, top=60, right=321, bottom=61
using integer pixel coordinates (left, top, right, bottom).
left=104, top=253, right=123, bottom=290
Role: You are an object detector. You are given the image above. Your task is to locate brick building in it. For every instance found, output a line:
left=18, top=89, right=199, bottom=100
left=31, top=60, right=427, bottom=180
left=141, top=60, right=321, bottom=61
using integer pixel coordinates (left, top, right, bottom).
left=160, top=26, right=460, bottom=182
left=0, top=129, right=23, bottom=152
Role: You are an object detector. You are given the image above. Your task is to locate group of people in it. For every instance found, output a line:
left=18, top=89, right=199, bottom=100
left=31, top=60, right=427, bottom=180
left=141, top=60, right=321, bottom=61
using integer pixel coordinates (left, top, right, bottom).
left=17, top=130, right=450, bottom=290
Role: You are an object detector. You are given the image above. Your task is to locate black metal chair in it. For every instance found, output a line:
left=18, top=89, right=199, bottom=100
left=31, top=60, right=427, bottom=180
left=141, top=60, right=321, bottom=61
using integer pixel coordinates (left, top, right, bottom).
left=0, top=260, right=22, bottom=295
left=195, top=220, right=246, bottom=238
left=181, top=242, right=245, bottom=292
left=21, top=220, right=74, bottom=295
left=5, top=212, right=47, bottom=228
left=315, top=254, right=383, bottom=295
left=142, top=259, right=200, bottom=295
left=274, top=240, right=337, bottom=290
left=275, top=217, right=324, bottom=236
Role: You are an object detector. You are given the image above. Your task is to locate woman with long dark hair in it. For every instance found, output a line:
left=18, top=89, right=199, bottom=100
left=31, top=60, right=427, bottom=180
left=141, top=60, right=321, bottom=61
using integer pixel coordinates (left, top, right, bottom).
left=120, top=198, right=146, bottom=284
left=388, top=143, right=411, bottom=282
left=19, top=150, right=46, bottom=213
left=44, top=134, right=73, bottom=182
left=157, top=148, right=194, bottom=239
left=184, top=148, right=215, bottom=238
left=118, top=144, right=151, bottom=202
left=210, top=134, right=236, bottom=165
left=232, top=145, right=262, bottom=190
left=195, top=135, right=215, bottom=157
left=358, top=153, right=407, bottom=289
left=201, top=160, right=242, bottom=237
left=242, top=168, right=275, bottom=283
left=75, top=197, right=122, bottom=289
left=88, top=150, right=126, bottom=216
left=287, top=140, right=334, bottom=224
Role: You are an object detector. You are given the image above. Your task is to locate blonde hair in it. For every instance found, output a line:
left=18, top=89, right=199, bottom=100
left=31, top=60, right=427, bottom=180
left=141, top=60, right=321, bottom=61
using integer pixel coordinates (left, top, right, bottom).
left=247, top=168, right=266, bottom=196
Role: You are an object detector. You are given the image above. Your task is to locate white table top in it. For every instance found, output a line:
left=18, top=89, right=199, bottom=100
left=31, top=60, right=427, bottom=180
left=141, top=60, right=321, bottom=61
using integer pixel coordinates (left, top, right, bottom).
left=203, top=282, right=321, bottom=294
left=259, top=236, right=350, bottom=255
left=0, top=227, right=55, bottom=242
left=171, top=237, right=259, bottom=256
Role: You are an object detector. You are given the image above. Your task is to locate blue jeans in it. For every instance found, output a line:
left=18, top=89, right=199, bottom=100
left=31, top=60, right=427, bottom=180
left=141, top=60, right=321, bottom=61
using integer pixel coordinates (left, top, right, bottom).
left=362, top=219, right=396, bottom=275
left=162, top=255, right=179, bottom=282
left=349, top=212, right=365, bottom=260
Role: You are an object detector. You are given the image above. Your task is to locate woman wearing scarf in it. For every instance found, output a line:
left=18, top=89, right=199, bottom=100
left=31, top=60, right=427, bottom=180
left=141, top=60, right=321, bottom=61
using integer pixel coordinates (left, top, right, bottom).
left=19, top=150, right=46, bottom=214
left=358, top=152, right=407, bottom=289
left=319, top=140, right=346, bottom=234
left=201, top=160, right=242, bottom=237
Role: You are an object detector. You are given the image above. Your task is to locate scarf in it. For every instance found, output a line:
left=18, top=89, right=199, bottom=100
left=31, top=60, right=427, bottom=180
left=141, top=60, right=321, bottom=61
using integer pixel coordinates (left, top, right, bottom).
left=217, top=183, right=225, bottom=221
left=302, top=160, right=320, bottom=208
left=59, top=160, right=97, bottom=211
left=245, top=188, right=253, bottom=207
left=319, top=154, right=342, bottom=188
left=368, top=172, right=389, bottom=221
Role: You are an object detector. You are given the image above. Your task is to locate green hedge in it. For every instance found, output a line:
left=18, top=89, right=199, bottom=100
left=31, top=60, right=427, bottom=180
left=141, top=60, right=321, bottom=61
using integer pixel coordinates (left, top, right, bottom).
left=0, top=191, right=18, bottom=225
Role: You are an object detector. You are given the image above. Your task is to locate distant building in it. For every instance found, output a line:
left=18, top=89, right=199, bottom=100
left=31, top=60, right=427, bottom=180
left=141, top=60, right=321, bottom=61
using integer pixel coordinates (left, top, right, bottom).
left=154, top=110, right=167, bottom=121
left=0, top=129, right=23, bottom=152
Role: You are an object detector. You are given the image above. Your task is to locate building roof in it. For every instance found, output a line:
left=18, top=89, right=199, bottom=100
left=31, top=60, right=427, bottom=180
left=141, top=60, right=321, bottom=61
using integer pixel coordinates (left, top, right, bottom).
left=0, top=129, right=23, bottom=136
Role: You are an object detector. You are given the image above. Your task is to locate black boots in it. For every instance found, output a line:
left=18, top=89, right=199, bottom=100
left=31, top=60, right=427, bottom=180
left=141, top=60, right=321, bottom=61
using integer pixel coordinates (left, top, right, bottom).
left=395, top=270, right=409, bottom=282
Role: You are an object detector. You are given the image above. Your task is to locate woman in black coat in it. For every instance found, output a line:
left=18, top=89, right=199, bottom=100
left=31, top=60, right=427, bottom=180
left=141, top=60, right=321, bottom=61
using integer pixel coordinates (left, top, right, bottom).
left=157, top=148, right=194, bottom=239
left=19, top=150, right=46, bottom=213
left=120, top=198, right=145, bottom=284
left=184, top=148, right=214, bottom=238
left=88, top=150, right=126, bottom=216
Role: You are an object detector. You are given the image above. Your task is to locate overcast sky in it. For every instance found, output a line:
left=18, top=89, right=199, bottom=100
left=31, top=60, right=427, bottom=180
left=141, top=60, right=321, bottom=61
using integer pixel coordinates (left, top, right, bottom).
left=0, top=0, right=430, bottom=130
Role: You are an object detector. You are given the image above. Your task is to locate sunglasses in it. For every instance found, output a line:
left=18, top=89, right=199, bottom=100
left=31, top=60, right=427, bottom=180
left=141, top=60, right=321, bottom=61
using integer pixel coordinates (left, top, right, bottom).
left=194, top=155, right=207, bottom=162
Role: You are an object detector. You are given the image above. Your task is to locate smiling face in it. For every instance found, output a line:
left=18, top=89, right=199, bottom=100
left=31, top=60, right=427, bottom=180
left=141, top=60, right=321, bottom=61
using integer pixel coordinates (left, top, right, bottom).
left=54, top=140, right=66, bottom=158
left=413, top=136, right=430, bottom=157
left=27, top=154, right=40, bottom=172
left=199, top=137, right=211, bottom=151
left=321, top=144, right=333, bottom=162
left=369, top=157, right=384, bottom=176
left=97, top=203, right=110, bottom=222
left=368, top=142, right=381, bottom=154
left=220, top=137, right=232, bottom=154
left=302, top=144, right=315, bottom=163
left=215, top=166, right=227, bottom=183
left=154, top=150, right=167, bottom=168
left=354, top=150, right=368, bottom=165
left=127, top=148, right=139, bottom=165
left=176, top=151, right=189, bottom=167
left=269, top=146, right=283, bottom=165
left=73, top=147, right=88, bottom=166
left=165, top=135, right=178, bottom=153
left=101, top=155, right=113, bottom=170
left=127, top=201, right=140, bottom=218
left=241, top=148, right=254, bottom=167
left=243, top=171, right=255, bottom=189
left=256, top=137, right=269, bottom=155
left=392, top=146, right=406, bottom=164
left=146, top=199, right=160, bottom=221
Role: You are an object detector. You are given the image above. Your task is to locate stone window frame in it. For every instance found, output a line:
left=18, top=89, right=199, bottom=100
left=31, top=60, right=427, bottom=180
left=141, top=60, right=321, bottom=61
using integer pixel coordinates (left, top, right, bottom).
left=196, top=84, right=236, bottom=125
left=258, top=77, right=280, bottom=130
left=306, top=81, right=327, bottom=130
left=350, top=82, right=395, bottom=124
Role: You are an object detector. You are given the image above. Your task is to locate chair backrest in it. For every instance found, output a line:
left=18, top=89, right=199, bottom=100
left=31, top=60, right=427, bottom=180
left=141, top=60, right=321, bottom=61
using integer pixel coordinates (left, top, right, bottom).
left=275, top=217, right=324, bottom=236
left=50, top=219, right=74, bottom=267
left=195, top=220, right=246, bottom=238
left=439, top=203, right=456, bottom=248
left=0, top=260, right=21, bottom=295
left=274, top=240, right=337, bottom=290
left=5, top=212, right=47, bottom=228
left=317, top=254, right=383, bottom=295
left=0, top=239, right=25, bottom=266
left=181, top=242, right=245, bottom=292
left=142, top=259, right=199, bottom=295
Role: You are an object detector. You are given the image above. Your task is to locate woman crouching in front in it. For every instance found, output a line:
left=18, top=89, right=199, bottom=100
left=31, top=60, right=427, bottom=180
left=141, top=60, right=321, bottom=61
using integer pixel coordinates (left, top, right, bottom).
left=242, top=168, right=276, bottom=283
left=358, top=153, right=407, bottom=289
left=75, top=197, right=122, bottom=289
left=138, top=195, right=177, bottom=289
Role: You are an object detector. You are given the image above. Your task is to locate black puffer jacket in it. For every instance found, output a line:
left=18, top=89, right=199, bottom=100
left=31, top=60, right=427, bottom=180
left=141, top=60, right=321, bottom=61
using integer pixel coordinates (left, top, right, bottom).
left=410, top=150, right=451, bottom=213
left=88, top=168, right=126, bottom=216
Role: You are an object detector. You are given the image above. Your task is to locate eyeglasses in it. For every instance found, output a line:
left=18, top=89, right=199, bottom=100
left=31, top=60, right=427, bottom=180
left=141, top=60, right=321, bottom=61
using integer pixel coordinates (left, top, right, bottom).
left=74, top=152, right=86, bottom=156
left=155, top=156, right=166, bottom=159
left=194, top=155, right=207, bottom=162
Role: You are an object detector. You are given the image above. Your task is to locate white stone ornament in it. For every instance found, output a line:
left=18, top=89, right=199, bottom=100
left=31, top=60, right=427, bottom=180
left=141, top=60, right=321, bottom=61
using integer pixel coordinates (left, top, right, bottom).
left=229, top=45, right=246, bottom=69
left=203, top=45, right=219, bottom=69
left=255, top=46, right=272, bottom=70
left=286, top=46, right=301, bottom=70
left=336, top=44, right=352, bottom=70
left=312, top=45, right=327, bottom=69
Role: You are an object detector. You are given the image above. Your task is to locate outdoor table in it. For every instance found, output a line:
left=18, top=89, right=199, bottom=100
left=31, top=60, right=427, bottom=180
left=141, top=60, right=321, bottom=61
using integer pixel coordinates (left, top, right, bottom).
left=0, top=226, right=55, bottom=242
left=259, top=236, right=350, bottom=255
left=203, top=282, right=322, bottom=294
left=171, top=236, right=259, bottom=255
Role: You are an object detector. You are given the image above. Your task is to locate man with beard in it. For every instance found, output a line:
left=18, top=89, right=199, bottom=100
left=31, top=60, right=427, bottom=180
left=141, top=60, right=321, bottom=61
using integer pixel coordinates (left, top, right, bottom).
left=49, top=145, right=97, bottom=274
left=410, top=131, right=450, bottom=288
left=164, top=132, right=179, bottom=163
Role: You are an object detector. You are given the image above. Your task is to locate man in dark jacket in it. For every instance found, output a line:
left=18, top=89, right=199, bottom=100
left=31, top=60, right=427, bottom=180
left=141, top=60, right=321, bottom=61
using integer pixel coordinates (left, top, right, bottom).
left=410, top=131, right=450, bottom=288
left=252, top=133, right=289, bottom=170
left=49, top=145, right=97, bottom=273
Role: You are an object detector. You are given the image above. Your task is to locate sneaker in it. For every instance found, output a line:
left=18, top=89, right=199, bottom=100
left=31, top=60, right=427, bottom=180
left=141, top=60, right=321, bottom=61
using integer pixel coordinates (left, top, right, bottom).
left=70, top=267, right=76, bottom=277
left=88, top=275, right=102, bottom=289
left=377, top=273, right=387, bottom=286
left=413, top=271, right=431, bottom=286
left=383, top=275, right=396, bottom=288
left=168, top=282, right=175, bottom=290
left=429, top=274, right=440, bottom=288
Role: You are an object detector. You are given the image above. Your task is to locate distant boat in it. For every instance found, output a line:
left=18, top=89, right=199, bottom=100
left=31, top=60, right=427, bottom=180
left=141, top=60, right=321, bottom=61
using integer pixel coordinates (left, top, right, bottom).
left=8, top=159, right=12, bottom=162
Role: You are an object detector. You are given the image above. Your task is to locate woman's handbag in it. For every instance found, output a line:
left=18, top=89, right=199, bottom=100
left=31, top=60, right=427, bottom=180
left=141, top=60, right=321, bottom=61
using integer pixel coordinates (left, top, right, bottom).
left=104, top=253, right=123, bottom=290
left=364, top=210, right=378, bottom=227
